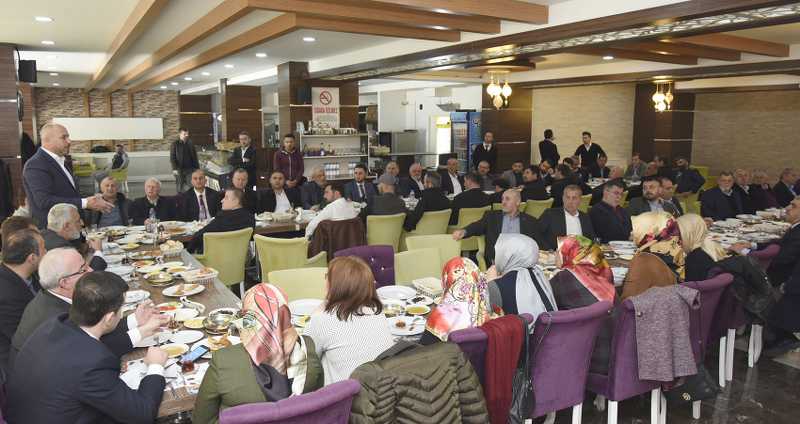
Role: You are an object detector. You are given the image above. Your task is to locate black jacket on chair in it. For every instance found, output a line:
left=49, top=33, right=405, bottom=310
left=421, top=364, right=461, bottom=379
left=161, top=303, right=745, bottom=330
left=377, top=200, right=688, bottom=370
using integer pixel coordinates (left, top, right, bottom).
left=6, top=314, right=166, bottom=424
left=450, top=188, right=491, bottom=225
left=187, top=208, right=255, bottom=253
left=472, top=144, right=497, bottom=171
left=463, top=210, right=545, bottom=266
left=41, top=229, right=107, bottom=271
left=439, top=170, right=465, bottom=196
left=403, top=188, right=450, bottom=231
left=538, top=207, right=595, bottom=251
left=0, top=264, right=39, bottom=374
left=179, top=187, right=221, bottom=221
left=588, top=201, right=632, bottom=243
left=773, top=181, right=796, bottom=208
left=128, top=196, right=178, bottom=225
left=700, top=187, right=743, bottom=221
left=258, top=187, right=301, bottom=213
left=23, top=148, right=83, bottom=228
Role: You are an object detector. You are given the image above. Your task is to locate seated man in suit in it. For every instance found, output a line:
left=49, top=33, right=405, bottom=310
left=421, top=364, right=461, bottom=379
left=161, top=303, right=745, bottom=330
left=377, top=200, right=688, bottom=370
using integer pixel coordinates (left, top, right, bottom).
left=398, top=163, right=426, bottom=198
left=10, top=248, right=168, bottom=368
left=501, top=160, right=526, bottom=188
left=404, top=172, right=451, bottom=231
left=368, top=174, right=408, bottom=216
left=539, top=184, right=596, bottom=250
left=129, top=178, right=177, bottom=225
left=521, top=165, right=549, bottom=201
left=627, top=176, right=680, bottom=216
left=673, top=157, right=706, bottom=194
left=477, top=160, right=495, bottom=191
left=773, top=168, right=797, bottom=208
left=188, top=188, right=256, bottom=253
left=42, top=203, right=107, bottom=271
left=259, top=170, right=301, bottom=213
left=488, top=178, right=510, bottom=204
left=383, top=161, right=401, bottom=186
left=86, top=177, right=130, bottom=228
left=179, top=169, right=221, bottom=221
left=0, top=229, right=44, bottom=374
left=453, top=189, right=544, bottom=266
left=7, top=271, right=168, bottom=423
left=624, top=152, right=647, bottom=180
left=589, top=154, right=611, bottom=179
left=305, top=182, right=360, bottom=239
left=733, top=168, right=756, bottom=214
left=550, top=164, right=575, bottom=208
left=440, top=157, right=465, bottom=195
left=589, top=166, right=625, bottom=206
left=538, top=160, right=554, bottom=187
left=589, top=179, right=633, bottom=243
left=301, top=166, right=327, bottom=210
left=701, top=171, right=744, bottom=221
left=659, top=176, right=684, bottom=216
left=229, top=168, right=259, bottom=213
left=450, top=173, right=491, bottom=225
left=344, top=164, right=377, bottom=204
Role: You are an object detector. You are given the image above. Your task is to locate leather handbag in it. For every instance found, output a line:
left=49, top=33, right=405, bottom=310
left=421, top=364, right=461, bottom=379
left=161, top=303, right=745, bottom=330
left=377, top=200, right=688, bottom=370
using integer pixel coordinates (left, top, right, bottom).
left=663, top=364, right=721, bottom=403
left=508, top=315, right=533, bottom=424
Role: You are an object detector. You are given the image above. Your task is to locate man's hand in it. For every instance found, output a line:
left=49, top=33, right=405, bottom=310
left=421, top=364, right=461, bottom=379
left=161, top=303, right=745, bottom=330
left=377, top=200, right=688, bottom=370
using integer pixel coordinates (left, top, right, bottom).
left=134, top=301, right=156, bottom=325
left=144, top=346, right=168, bottom=367
left=286, top=179, right=298, bottom=188
left=86, top=195, right=114, bottom=213
left=452, top=230, right=466, bottom=241
left=86, top=237, right=103, bottom=252
left=138, top=313, right=171, bottom=339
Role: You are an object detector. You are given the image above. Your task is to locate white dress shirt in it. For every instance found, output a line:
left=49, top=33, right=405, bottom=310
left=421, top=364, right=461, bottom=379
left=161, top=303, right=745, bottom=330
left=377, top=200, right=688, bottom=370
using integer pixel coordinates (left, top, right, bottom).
left=647, top=199, right=665, bottom=213
left=413, top=177, right=424, bottom=191
left=305, top=197, right=360, bottom=238
left=564, top=209, right=583, bottom=236
left=449, top=173, right=463, bottom=195
left=194, top=188, right=211, bottom=219
left=274, top=190, right=292, bottom=212
left=41, top=147, right=90, bottom=209
left=483, top=143, right=492, bottom=152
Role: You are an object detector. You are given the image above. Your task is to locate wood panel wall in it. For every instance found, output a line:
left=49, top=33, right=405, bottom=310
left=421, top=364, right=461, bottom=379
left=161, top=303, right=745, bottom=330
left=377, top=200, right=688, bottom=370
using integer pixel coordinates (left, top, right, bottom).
left=179, top=94, right=213, bottom=147
left=480, top=84, right=532, bottom=171
left=0, top=44, right=22, bottom=209
left=225, top=85, right=262, bottom=146
left=632, top=83, right=695, bottom=164
left=19, top=83, right=34, bottom=138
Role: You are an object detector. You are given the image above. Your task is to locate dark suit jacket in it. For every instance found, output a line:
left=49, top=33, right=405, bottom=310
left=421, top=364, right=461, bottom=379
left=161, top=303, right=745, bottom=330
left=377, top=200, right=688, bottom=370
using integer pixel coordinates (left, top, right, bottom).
left=301, top=182, right=326, bottom=209
left=41, top=229, right=107, bottom=271
left=241, top=189, right=259, bottom=214
left=128, top=196, right=177, bottom=225
left=463, top=210, right=545, bottom=266
left=663, top=198, right=684, bottom=216
left=450, top=189, right=490, bottom=225
left=538, top=207, right=596, bottom=251
left=749, top=184, right=777, bottom=211
left=733, top=184, right=756, bottom=215
left=439, top=171, right=465, bottom=195
left=229, top=146, right=257, bottom=187
left=589, top=201, right=632, bottom=243
left=404, top=188, right=450, bottom=231
left=589, top=165, right=611, bottom=179
left=521, top=181, right=549, bottom=202
left=23, top=148, right=82, bottom=228
left=398, top=176, right=424, bottom=198
left=6, top=314, right=165, bottom=424
left=170, top=139, right=199, bottom=171
left=0, top=264, right=39, bottom=374
left=187, top=208, right=255, bottom=253
left=573, top=143, right=605, bottom=169
left=626, top=197, right=680, bottom=217
left=685, top=248, right=717, bottom=282
left=589, top=179, right=627, bottom=206
left=10, top=290, right=133, bottom=369
left=179, top=188, right=221, bottom=221
left=344, top=180, right=377, bottom=204
left=85, top=193, right=131, bottom=227
left=674, top=168, right=705, bottom=194
left=700, top=187, right=743, bottom=221
left=773, top=181, right=796, bottom=208
left=472, top=144, right=498, bottom=171
left=368, top=193, right=407, bottom=216
left=258, top=188, right=301, bottom=213
left=538, top=139, right=559, bottom=166
left=767, top=225, right=800, bottom=287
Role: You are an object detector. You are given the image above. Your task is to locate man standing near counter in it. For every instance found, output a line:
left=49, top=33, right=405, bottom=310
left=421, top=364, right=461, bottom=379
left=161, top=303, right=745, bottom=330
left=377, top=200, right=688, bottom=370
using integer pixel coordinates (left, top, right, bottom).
left=229, top=131, right=257, bottom=189
left=170, top=128, right=199, bottom=193
left=273, top=134, right=304, bottom=189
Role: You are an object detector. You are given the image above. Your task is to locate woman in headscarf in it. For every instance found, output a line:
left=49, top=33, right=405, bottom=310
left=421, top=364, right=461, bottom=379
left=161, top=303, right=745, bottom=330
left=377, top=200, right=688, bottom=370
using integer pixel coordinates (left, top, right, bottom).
left=422, top=256, right=493, bottom=344
left=486, top=233, right=557, bottom=320
left=678, top=213, right=729, bottom=281
left=621, top=211, right=683, bottom=300
left=193, top=283, right=322, bottom=424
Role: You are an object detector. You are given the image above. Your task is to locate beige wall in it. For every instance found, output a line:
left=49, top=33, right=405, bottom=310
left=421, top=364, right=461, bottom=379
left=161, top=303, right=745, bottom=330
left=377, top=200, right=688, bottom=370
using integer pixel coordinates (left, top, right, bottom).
left=531, top=83, right=635, bottom=167
left=692, top=90, right=800, bottom=179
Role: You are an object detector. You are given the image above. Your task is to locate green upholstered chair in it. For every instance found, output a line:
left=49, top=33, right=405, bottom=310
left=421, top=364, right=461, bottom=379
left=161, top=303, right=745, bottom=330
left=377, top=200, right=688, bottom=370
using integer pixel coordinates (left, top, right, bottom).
left=578, top=194, right=592, bottom=213
left=476, top=236, right=488, bottom=271
left=109, top=167, right=130, bottom=193
left=493, top=202, right=526, bottom=213
left=399, top=209, right=451, bottom=251
left=254, top=235, right=327, bottom=283
left=267, top=267, right=327, bottom=301
left=394, top=247, right=442, bottom=286
left=366, top=213, right=405, bottom=251
left=524, top=199, right=553, bottom=219
left=195, top=227, right=253, bottom=297
left=405, top=234, right=461, bottom=272
left=447, top=206, right=490, bottom=251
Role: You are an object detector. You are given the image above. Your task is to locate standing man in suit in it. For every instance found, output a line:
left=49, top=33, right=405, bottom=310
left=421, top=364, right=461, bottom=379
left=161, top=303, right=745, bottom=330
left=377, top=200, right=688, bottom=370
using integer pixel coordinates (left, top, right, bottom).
left=129, top=178, right=177, bottom=225
left=301, top=166, right=327, bottom=210
left=589, top=179, right=632, bottom=243
left=502, top=160, right=526, bottom=188
left=23, top=123, right=113, bottom=229
left=450, top=173, right=491, bottom=225
left=659, top=176, right=684, bottom=216
left=229, top=131, right=257, bottom=189
left=403, top=172, right=450, bottom=231
left=440, top=157, right=464, bottom=195
left=472, top=131, right=497, bottom=172
left=259, top=170, right=301, bottom=213
left=733, top=168, right=756, bottom=214
left=344, top=164, right=377, bottom=204
left=627, top=176, right=680, bottom=217
left=6, top=271, right=168, bottom=423
left=368, top=174, right=407, bottom=216
left=624, top=153, right=647, bottom=180
left=538, top=129, right=560, bottom=168
left=179, top=169, right=221, bottom=221
left=0, top=229, right=44, bottom=374
left=539, top=185, right=596, bottom=250
left=701, top=171, right=745, bottom=221
left=42, top=203, right=107, bottom=271
left=774, top=168, right=797, bottom=208
left=573, top=131, right=605, bottom=171
left=170, top=127, right=199, bottom=193
left=673, top=157, right=705, bottom=194
left=453, top=189, right=544, bottom=266
left=398, top=163, right=426, bottom=198
left=521, top=165, right=549, bottom=201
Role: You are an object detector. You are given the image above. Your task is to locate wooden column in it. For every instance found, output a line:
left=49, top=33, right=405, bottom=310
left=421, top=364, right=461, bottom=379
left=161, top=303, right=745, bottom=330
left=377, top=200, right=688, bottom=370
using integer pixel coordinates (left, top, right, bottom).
left=178, top=95, right=213, bottom=147
left=277, top=61, right=311, bottom=138
left=480, top=84, right=533, bottom=171
left=632, top=83, right=695, bottom=163
left=0, top=43, right=22, bottom=209
left=218, top=78, right=227, bottom=142
left=81, top=90, right=91, bottom=117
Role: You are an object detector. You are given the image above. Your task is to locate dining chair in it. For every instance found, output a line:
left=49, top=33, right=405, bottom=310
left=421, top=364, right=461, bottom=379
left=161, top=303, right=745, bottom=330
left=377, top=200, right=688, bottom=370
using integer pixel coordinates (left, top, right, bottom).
left=743, top=244, right=781, bottom=369
left=748, top=243, right=780, bottom=271
left=109, top=167, right=130, bottom=193
left=195, top=227, right=254, bottom=297
left=524, top=199, right=554, bottom=219
left=254, top=235, right=327, bottom=283
left=448, top=327, right=489, bottom=385
left=267, top=267, right=328, bottom=301
left=476, top=236, right=487, bottom=271
left=399, top=209, right=451, bottom=251
left=579, top=194, right=592, bottom=213
left=493, top=202, right=527, bottom=213
left=448, top=206, right=490, bottom=251
left=366, top=213, right=405, bottom=251
left=334, top=245, right=395, bottom=288
left=220, top=379, right=360, bottom=424
left=405, top=234, right=461, bottom=271
left=394, top=247, right=441, bottom=286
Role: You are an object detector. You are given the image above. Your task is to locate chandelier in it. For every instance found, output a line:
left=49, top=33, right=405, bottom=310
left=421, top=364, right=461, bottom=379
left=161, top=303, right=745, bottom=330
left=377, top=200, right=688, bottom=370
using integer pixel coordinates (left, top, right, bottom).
left=652, top=80, right=674, bottom=112
left=486, top=71, right=512, bottom=109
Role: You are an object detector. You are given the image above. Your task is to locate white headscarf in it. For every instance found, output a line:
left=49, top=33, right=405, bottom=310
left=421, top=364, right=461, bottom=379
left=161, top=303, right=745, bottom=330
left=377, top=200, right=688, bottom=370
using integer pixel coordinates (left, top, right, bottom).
left=494, top=233, right=558, bottom=320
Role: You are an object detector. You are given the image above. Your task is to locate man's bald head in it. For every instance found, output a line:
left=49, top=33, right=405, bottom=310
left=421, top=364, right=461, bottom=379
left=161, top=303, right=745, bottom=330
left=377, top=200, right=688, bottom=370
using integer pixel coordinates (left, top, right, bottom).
left=40, top=123, right=71, bottom=156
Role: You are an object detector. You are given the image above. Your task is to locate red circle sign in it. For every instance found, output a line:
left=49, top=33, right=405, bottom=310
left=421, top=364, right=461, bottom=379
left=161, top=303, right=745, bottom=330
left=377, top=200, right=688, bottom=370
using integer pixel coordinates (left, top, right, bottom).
left=319, top=90, right=333, bottom=105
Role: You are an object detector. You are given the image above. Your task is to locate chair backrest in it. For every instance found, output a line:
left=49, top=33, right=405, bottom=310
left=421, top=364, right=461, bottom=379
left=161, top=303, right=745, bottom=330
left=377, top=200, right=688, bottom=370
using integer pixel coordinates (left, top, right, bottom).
left=201, top=227, right=254, bottom=287
left=366, top=213, right=405, bottom=251
left=493, top=202, right=526, bottom=213
left=334, top=245, right=395, bottom=288
left=267, top=267, right=328, bottom=301
left=409, top=209, right=452, bottom=235
left=683, top=273, right=734, bottom=358
left=524, top=199, right=553, bottom=219
left=448, top=327, right=488, bottom=385
left=578, top=194, right=592, bottom=213
left=529, top=301, right=613, bottom=417
left=255, top=235, right=314, bottom=281
left=691, top=165, right=709, bottom=179
left=748, top=243, right=780, bottom=271
left=220, top=379, right=361, bottom=424
left=405, top=234, right=461, bottom=271
left=309, top=218, right=366, bottom=260
left=456, top=206, right=490, bottom=228
left=109, top=167, right=128, bottom=181
left=394, top=247, right=441, bottom=286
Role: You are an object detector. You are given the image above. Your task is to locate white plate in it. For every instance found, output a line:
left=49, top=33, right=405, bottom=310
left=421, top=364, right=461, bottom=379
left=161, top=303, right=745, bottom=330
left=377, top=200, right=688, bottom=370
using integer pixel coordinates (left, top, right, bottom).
left=108, top=265, right=134, bottom=277
left=618, top=253, right=634, bottom=261
left=169, top=330, right=205, bottom=344
left=100, top=225, right=127, bottom=232
left=124, top=290, right=150, bottom=304
left=166, top=308, right=199, bottom=322
left=289, top=299, right=324, bottom=316
left=377, top=285, right=417, bottom=301
left=405, top=295, right=434, bottom=306
left=191, top=336, right=242, bottom=359
left=134, top=331, right=171, bottom=347
left=121, top=359, right=179, bottom=390
left=160, top=343, right=190, bottom=358
left=162, top=261, right=184, bottom=268
left=104, top=254, right=125, bottom=264
left=608, top=241, right=636, bottom=248
left=388, top=316, right=425, bottom=336
left=137, top=264, right=163, bottom=274
left=162, top=284, right=205, bottom=297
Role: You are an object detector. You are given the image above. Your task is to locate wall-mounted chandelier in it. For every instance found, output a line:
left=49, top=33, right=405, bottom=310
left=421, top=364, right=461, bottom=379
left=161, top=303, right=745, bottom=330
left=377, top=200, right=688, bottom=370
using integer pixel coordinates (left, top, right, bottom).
left=486, top=71, right=512, bottom=109
left=652, top=80, right=674, bottom=112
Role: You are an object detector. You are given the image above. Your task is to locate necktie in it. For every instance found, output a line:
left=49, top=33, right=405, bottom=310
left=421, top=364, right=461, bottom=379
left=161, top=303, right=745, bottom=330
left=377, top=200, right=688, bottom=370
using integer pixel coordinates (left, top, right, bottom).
left=198, top=194, right=208, bottom=220
left=358, top=183, right=365, bottom=199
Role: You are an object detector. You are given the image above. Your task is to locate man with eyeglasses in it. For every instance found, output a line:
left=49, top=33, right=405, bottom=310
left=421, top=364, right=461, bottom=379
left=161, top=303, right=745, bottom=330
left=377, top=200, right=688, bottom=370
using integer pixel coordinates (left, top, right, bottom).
left=589, top=179, right=632, bottom=243
left=9, top=248, right=169, bottom=369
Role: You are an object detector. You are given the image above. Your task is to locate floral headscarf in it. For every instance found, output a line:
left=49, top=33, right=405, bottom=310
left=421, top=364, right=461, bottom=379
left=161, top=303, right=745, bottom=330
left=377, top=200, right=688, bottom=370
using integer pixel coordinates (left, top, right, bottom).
left=631, top=211, right=686, bottom=280
left=239, top=283, right=298, bottom=373
left=425, top=257, right=492, bottom=341
left=557, top=235, right=616, bottom=302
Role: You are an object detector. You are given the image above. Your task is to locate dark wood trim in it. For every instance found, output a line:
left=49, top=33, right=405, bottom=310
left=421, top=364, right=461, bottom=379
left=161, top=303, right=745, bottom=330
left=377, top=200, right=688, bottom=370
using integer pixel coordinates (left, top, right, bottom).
left=572, top=47, right=698, bottom=65
left=676, top=84, right=800, bottom=94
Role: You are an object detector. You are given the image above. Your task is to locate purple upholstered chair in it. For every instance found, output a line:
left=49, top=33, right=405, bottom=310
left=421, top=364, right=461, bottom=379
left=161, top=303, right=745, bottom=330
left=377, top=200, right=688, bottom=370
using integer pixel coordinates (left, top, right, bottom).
left=448, top=327, right=488, bottom=385
left=528, top=301, right=614, bottom=424
left=334, top=245, right=395, bottom=288
left=219, top=379, right=361, bottom=424
left=748, top=243, right=780, bottom=271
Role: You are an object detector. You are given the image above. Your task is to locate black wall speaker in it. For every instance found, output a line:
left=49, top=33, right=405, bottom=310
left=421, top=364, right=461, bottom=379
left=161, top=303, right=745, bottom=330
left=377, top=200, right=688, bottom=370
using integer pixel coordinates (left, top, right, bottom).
left=18, top=60, right=37, bottom=83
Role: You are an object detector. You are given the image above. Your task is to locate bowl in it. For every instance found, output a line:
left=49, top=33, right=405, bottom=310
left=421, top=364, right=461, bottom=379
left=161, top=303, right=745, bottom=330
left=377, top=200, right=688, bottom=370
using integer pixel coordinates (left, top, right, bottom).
left=145, top=272, right=174, bottom=286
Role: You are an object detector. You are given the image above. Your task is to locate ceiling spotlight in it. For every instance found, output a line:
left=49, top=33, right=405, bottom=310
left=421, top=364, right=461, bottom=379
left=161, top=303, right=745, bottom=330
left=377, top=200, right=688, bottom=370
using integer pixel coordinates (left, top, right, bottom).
left=302, top=36, right=316, bottom=43
left=170, top=82, right=179, bottom=86
left=201, top=72, right=210, bottom=76
left=602, top=55, right=614, bottom=60
left=52, top=83, right=60, bottom=86
left=34, top=16, right=53, bottom=22
left=160, top=86, right=167, bottom=89
left=255, top=52, right=268, bottom=58
left=41, top=40, right=55, bottom=45
left=433, top=8, right=452, bottom=14
left=431, top=25, right=448, bottom=30
left=49, top=72, right=58, bottom=76
left=224, top=64, right=234, bottom=68
left=184, top=77, right=193, bottom=81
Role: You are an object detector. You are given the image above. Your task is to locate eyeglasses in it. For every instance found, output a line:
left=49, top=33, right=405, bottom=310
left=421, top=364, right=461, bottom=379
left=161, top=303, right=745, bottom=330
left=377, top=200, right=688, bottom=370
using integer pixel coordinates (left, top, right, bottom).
left=60, top=261, right=89, bottom=282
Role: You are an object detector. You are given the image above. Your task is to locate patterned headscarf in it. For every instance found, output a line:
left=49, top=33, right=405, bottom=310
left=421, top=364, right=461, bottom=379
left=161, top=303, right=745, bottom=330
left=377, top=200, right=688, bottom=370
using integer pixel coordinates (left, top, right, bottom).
left=239, top=283, right=299, bottom=373
left=557, top=235, right=616, bottom=302
left=425, top=257, right=492, bottom=341
left=632, top=211, right=686, bottom=280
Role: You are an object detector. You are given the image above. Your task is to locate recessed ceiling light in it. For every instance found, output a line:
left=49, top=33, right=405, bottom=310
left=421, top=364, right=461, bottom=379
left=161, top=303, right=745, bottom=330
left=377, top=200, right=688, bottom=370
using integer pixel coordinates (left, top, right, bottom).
left=49, top=72, right=58, bottom=76
left=255, top=52, right=267, bottom=58
left=184, top=77, right=193, bottom=81
left=224, top=64, right=234, bottom=68
left=302, top=36, right=316, bottom=43
left=431, top=26, right=448, bottom=30
left=201, top=71, right=211, bottom=76
left=41, top=40, right=55, bottom=45
left=433, top=8, right=451, bottom=13
left=602, top=55, right=614, bottom=60
left=170, top=82, right=179, bottom=86
left=160, top=86, right=167, bottom=89
left=34, top=16, right=53, bottom=22
left=652, top=75, right=672, bottom=79
left=52, top=83, right=59, bottom=86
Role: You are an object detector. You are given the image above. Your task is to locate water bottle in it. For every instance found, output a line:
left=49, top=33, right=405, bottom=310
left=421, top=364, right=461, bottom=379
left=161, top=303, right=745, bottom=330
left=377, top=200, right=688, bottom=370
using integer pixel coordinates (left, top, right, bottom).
left=147, top=208, right=159, bottom=242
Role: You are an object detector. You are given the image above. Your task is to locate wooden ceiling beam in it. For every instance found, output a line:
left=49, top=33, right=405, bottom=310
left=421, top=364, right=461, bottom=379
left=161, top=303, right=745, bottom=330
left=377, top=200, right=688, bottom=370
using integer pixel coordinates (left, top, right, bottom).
left=621, top=40, right=741, bottom=61
left=573, top=47, right=699, bottom=65
left=86, top=0, right=169, bottom=90
left=676, top=33, right=790, bottom=57
left=129, top=14, right=297, bottom=92
left=105, top=0, right=251, bottom=93
left=368, top=0, right=548, bottom=24
left=294, top=15, right=461, bottom=42
left=248, top=0, right=500, bottom=33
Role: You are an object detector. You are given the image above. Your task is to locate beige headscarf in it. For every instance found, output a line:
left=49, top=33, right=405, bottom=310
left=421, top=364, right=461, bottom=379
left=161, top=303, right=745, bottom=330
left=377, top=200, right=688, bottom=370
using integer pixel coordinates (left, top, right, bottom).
left=631, top=211, right=685, bottom=280
left=676, top=213, right=728, bottom=262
